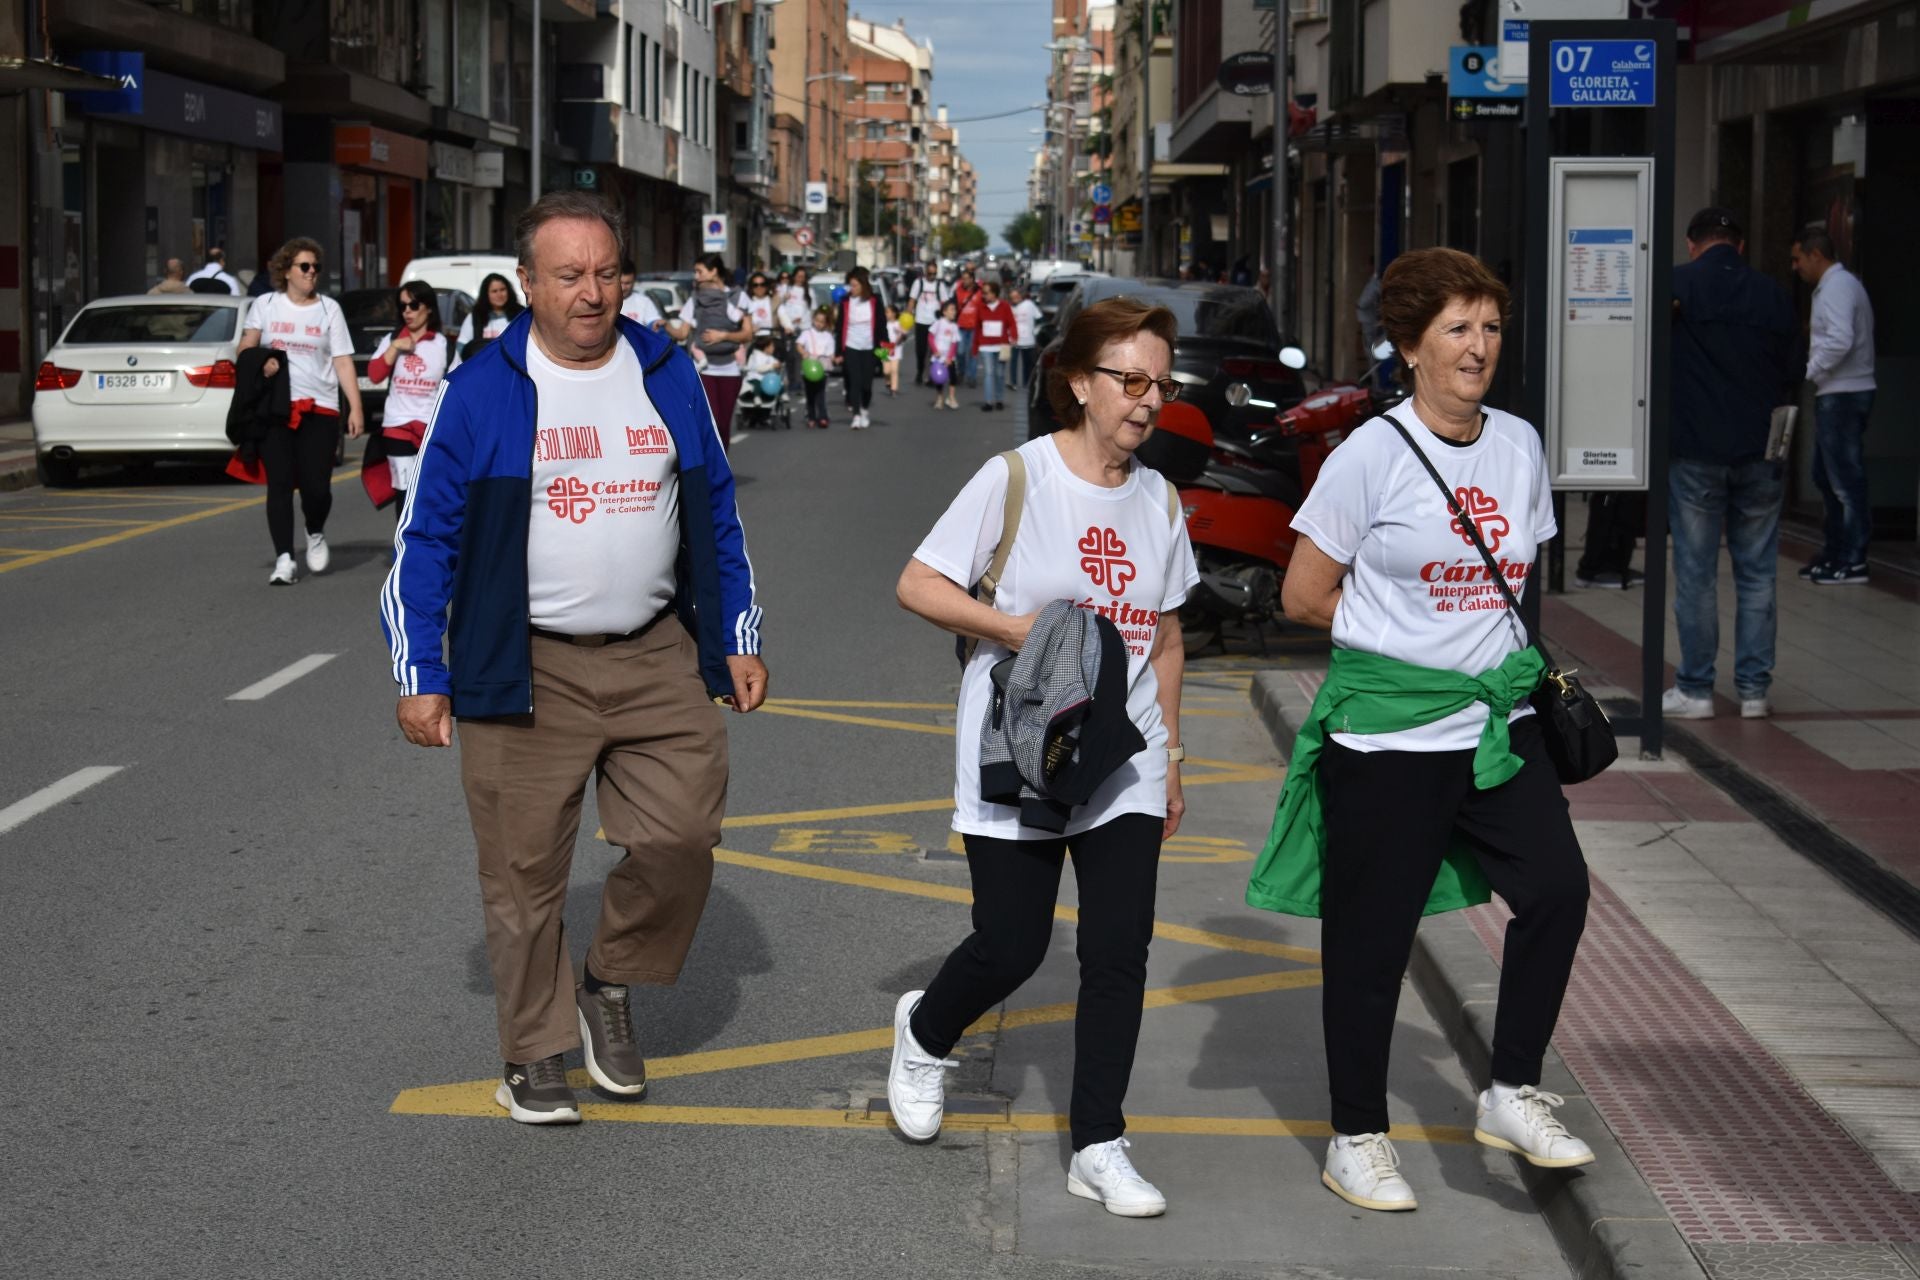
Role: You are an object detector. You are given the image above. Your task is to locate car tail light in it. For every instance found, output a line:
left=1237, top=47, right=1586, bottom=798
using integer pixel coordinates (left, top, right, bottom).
left=35, top=362, right=80, bottom=391
left=1220, top=357, right=1295, bottom=382
left=184, top=360, right=237, bottom=389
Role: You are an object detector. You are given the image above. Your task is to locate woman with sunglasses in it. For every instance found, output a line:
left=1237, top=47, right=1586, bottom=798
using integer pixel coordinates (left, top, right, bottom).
left=364, top=281, right=449, bottom=519
left=889, top=297, right=1200, bottom=1219
left=238, top=237, right=364, bottom=585
left=740, top=273, right=777, bottom=337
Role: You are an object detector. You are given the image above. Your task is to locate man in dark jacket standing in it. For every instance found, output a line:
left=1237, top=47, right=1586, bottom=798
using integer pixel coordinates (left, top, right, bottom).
left=383, top=191, right=769, bottom=1125
left=1663, top=208, right=1796, bottom=722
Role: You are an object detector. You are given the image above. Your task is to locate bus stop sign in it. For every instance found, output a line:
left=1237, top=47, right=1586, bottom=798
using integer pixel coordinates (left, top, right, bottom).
left=1548, top=39, right=1655, bottom=107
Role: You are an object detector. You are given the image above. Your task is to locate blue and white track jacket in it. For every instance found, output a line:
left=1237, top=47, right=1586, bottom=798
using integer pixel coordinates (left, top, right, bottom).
left=381, top=311, right=762, bottom=717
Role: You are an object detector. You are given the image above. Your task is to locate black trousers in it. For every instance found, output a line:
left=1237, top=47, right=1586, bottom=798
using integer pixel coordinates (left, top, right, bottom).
left=842, top=348, right=878, bottom=413
left=260, top=416, right=339, bottom=556
left=1319, top=715, right=1589, bottom=1136
left=1576, top=491, right=1645, bottom=579
left=911, top=812, right=1161, bottom=1150
left=913, top=321, right=931, bottom=384
left=803, top=378, right=830, bottom=423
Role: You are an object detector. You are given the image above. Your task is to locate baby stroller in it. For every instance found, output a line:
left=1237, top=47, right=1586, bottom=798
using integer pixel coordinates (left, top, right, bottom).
left=735, top=365, right=793, bottom=431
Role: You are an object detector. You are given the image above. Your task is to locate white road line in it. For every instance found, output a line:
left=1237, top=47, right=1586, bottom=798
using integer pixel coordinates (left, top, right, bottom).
left=0, top=767, right=124, bottom=836
left=227, top=653, right=339, bottom=702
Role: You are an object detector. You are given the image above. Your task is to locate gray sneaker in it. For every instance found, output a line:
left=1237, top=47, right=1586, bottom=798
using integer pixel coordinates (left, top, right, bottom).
left=494, top=1055, right=581, bottom=1124
left=576, top=983, right=648, bottom=1096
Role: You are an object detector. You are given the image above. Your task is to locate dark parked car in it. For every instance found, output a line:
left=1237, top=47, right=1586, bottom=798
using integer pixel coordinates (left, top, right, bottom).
left=1026, top=277, right=1305, bottom=445
left=341, top=287, right=472, bottom=423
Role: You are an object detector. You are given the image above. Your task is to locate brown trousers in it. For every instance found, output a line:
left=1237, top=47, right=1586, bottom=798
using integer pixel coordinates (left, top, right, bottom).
left=457, top=614, right=728, bottom=1065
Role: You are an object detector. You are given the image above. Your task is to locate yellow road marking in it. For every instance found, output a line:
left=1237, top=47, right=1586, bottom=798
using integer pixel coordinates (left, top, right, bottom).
left=771, top=699, right=952, bottom=710
left=391, top=968, right=1323, bottom=1115
left=720, top=797, right=959, bottom=829
left=0, top=467, right=363, bottom=576
left=0, top=512, right=153, bottom=526
left=40, top=489, right=251, bottom=503
left=714, top=846, right=1318, bottom=962
left=388, top=1098, right=1470, bottom=1145
left=755, top=704, right=954, bottom=735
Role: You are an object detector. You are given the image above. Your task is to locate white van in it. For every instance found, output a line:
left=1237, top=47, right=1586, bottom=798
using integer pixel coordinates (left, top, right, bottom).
left=396, top=253, right=522, bottom=306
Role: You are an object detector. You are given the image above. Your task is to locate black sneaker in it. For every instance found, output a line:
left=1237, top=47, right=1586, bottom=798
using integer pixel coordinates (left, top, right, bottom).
left=1809, top=561, right=1869, bottom=586
left=1798, top=559, right=1828, bottom=580
left=494, top=1055, right=581, bottom=1124
left=576, top=983, right=649, bottom=1096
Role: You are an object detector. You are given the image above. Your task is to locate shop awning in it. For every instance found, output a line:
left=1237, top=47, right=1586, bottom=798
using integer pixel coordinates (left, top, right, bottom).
left=0, top=57, right=119, bottom=95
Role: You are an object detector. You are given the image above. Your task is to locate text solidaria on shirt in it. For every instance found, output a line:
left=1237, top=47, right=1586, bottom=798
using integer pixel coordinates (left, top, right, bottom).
left=535, top=423, right=671, bottom=462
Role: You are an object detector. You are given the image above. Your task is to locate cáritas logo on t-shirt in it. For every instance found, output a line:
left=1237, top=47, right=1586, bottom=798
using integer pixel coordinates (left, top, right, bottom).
left=1450, top=485, right=1509, bottom=553
left=1079, top=526, right=1136, bottom=593
left=547, top=476, right=595, bottom=523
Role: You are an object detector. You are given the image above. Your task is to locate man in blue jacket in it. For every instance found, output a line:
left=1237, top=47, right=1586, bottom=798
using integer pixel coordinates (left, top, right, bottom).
left=1663, top=208, right=1795, bottom=722
left=381, top=191, right=768, bottom=1124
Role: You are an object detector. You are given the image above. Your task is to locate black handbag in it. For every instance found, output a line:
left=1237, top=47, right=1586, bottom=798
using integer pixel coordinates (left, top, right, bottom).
left=1383, top=416, right=1618, bottom=784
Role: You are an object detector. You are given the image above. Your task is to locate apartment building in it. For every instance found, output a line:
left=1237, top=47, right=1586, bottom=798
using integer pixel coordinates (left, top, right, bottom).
left=847, top=16, right=933, bottom=269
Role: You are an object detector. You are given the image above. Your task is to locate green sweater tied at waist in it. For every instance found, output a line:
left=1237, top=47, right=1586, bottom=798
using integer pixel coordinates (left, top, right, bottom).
left=1245, top=644, right=1546, bottom=918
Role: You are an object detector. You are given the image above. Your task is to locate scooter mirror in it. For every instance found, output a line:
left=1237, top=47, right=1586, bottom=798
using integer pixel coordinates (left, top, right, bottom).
left=1278, top=346, right=1308, bottom=370
left=1224, top=382, right=1252, bottom=408
left=1370, top=339, right=1395, bottom=362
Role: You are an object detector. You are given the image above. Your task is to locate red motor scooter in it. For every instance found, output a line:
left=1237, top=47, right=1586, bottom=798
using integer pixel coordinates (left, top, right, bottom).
left=1151, top=345, right=1393, bottom=653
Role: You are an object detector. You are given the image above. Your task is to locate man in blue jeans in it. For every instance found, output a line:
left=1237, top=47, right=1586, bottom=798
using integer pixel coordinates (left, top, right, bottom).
left=1663, top=208, right=1796, bottom=722
left=1791, top=227, right=1878, bottom=585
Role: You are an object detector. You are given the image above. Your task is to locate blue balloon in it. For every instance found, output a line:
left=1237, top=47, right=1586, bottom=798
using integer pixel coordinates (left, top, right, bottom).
left=831, top=285, right=849, bottom=303
left=758, top=372, right=784, bottom=398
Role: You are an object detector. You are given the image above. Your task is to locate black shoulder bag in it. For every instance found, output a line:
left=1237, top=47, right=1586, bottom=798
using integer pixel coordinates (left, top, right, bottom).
left=1383, top=415, right=1618, bottom=784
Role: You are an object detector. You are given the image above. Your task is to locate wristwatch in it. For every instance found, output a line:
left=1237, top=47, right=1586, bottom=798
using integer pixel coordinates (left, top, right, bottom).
left=1166, top=745, right=1186, bottom=763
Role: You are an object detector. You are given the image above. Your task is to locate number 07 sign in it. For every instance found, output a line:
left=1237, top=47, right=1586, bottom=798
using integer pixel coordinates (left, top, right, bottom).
left=1548, top=39, right=1655, bottom=108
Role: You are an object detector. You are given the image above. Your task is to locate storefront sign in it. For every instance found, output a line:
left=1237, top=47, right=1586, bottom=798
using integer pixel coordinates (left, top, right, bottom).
left=1114, top=200, right=1141, bottom=233
left=1448, top=46, right=1525, bottom=121
left=70, top=52, right=143, bottom=114
left=75, top=58, right=282, bottom=152
left=335, top=125, right=428, bottom=179
left=472, top=150, right=505, bottom=189
left=430, top=141, right=475, bottom=184
left=1215, top=51, right=1275, bottom=97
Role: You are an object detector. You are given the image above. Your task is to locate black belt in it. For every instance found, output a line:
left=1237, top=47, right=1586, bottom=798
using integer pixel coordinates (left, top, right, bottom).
left=530, top=614, right=662, bottom=648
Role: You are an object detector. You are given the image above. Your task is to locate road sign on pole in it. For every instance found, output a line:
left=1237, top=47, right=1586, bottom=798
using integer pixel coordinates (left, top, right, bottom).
left=794, top=225, right=814, bottom=248
left=804, top=182, right=829, bottom=214
left=1090, top=183, right=1112, bottom=206
left=702, top=214, right=728, bottom=253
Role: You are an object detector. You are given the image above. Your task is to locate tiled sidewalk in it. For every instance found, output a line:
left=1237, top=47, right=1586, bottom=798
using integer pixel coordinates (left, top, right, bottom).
left=1547, top=530, right=1920, bottom=895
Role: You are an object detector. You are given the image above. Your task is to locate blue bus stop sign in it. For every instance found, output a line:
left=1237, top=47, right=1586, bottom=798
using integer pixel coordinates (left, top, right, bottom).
left=1548, top=39, right=1656, bottom=107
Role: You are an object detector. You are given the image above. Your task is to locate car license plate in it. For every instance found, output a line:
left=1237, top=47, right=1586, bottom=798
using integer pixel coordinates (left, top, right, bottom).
left=96, top=372, right=173, bottom=392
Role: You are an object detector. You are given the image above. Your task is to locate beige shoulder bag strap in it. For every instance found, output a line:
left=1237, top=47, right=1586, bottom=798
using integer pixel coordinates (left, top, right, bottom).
left=1163, top=474, right=1181, bottom=527
left=961, top=450, right=1027, bottom=664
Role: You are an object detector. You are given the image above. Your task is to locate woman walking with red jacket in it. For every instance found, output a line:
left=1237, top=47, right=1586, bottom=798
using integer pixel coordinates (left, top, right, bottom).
left=972, top=281, right=1016, bottom=412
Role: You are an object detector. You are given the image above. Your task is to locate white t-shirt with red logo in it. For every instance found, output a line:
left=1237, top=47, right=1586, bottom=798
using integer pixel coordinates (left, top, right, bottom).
left=914, top=435, right=1201, bottom=840
left=524, top=340, right=681, bottom=636
left=1292, top=400, right=1557, bottom=754
left=245, top=292, right=353, bottom=404
left=620, top=289, right=663, bottom=328
left=370, top=331, right=449, bottom=425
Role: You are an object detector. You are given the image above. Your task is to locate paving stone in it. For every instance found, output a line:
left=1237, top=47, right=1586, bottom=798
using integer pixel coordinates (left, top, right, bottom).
left=1693, top=1243, right=1920, bottom=1279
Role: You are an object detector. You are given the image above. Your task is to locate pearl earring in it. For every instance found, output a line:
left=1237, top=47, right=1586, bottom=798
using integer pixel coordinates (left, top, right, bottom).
left=1077, top=398, right=1086, bottom=406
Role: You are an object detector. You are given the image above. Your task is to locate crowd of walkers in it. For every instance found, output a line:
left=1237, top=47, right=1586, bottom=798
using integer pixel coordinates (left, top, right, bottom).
left=364, top=192, right=1601, bottom=1236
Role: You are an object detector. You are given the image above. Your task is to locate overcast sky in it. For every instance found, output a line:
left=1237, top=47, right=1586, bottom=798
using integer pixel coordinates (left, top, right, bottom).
left=854, top=0, right=1054, bottom=250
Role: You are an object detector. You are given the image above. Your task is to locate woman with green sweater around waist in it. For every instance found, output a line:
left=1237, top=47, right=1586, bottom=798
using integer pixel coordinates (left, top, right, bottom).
left=1249, top=248, right=1595, bottom=1213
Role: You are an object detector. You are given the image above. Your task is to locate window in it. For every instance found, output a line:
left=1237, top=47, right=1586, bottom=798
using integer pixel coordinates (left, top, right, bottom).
left=453, top=0, right=485, bottom=115
left=651, top=43, right=663, bottom=120
left=635, top=33, right=648, bottom=119
left=866, top=85, right=887, bottom=102
left=620, top=23, right=634, bottom=112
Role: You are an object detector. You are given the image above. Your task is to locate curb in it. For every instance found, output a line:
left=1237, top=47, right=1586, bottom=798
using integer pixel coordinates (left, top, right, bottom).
left=1, top=461, right=38, bottom=493
left=1249, top=671, right=1707, bottom=1280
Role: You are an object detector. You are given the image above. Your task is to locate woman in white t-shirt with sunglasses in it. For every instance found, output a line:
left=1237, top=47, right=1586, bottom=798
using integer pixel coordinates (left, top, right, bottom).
left=891, top=297, right=1200, bottom=1220
left=1262, top=247, right=1594, bottom=1213
left=238, top=237, right=365, bottom=585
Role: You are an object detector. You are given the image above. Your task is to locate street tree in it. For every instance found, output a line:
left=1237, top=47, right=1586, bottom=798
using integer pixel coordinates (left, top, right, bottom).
left=935, top=221, right=989, bottom=256
left=1002, top=211, right=1045, bottom=256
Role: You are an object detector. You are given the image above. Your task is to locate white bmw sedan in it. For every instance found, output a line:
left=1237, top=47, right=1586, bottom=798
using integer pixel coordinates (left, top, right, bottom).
left=31, top=294, right=252, bottom=486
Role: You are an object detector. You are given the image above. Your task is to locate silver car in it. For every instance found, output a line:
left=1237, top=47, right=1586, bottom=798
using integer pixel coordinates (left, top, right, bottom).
left=31, top=294, right=253, bottom=486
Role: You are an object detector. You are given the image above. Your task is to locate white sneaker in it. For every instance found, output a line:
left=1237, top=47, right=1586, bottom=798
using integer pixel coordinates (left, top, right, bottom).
left=852, top=411, right=869, bottom=430
left=269, top=553, right=298, bottom=585
left=1740, top=696, right=1772, bottom=719
left=305, top=531, right=330, bottom=574
left=1067, top=1137, right=1167, bottom=1217
left=1475, top=1085, right=1596, bottom=1168
left=1660, top=686, right=1714, bottom=720
left=1322, top=1133, right=1417, bottom=1211
left=886, top=991, right=955, bottom=1142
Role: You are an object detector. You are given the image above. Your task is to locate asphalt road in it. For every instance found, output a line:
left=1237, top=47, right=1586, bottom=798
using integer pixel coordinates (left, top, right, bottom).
left=0, top=378, right=1570, bottom=1278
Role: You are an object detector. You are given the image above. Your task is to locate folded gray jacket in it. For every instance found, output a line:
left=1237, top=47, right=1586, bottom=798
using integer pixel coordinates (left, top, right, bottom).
left=979, top=598, right=1148, bottom=833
